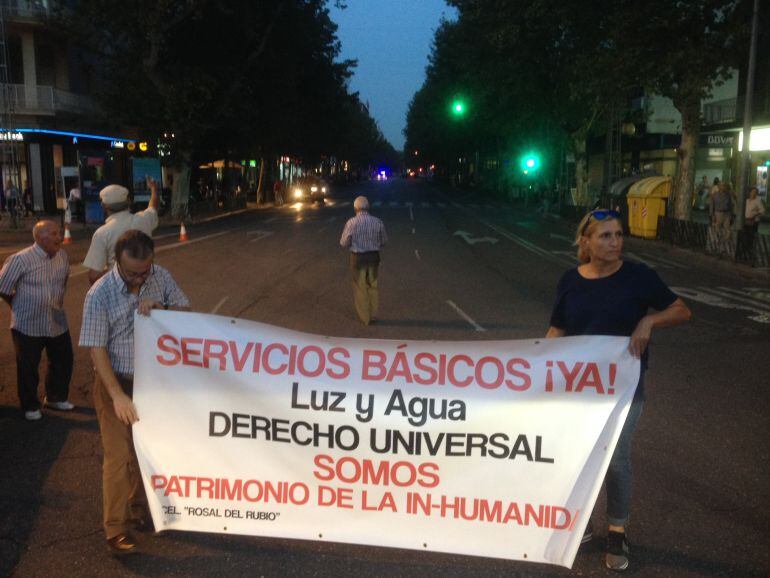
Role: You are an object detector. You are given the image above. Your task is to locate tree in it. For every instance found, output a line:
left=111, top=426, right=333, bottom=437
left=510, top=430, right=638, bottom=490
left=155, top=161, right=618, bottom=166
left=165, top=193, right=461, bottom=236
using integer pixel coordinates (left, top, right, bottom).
left=61, top=0, right=393, bottom=214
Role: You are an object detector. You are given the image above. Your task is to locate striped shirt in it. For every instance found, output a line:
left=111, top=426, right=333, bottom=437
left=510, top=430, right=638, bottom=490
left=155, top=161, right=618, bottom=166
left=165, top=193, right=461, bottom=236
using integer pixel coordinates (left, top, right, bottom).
left=82, top=208, right=158, bottom=272
left=0, top=244, right=69, bottom=337
left=79, top=264, right=189, bottom=376
left=340, top=211, right=388, bottom=253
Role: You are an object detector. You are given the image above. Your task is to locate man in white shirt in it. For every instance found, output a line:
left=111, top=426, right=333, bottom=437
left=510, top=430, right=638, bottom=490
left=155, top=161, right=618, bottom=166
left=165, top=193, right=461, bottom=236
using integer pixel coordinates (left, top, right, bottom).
left=83, top=177, right=159, bottom=285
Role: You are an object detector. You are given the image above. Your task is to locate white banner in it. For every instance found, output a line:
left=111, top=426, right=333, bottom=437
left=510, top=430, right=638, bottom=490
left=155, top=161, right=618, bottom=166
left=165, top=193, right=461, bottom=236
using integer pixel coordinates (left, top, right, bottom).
left=133, top=312, right=640, bottom=568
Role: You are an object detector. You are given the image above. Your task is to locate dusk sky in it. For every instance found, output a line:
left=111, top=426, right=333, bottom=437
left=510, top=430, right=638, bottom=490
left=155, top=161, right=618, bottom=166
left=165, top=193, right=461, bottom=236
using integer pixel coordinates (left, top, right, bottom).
left=329, top=0, right=457, bottom=152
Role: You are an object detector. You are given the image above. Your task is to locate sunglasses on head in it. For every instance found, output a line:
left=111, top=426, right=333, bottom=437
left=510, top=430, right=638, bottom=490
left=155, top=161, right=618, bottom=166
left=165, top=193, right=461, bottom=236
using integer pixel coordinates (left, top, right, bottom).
left=580, top=209, right=620, bottom=235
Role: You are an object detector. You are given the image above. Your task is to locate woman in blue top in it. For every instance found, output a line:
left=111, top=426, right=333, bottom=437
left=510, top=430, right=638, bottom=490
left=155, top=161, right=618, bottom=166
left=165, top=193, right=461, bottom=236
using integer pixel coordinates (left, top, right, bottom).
left=547, top=209, right=690, bottom=572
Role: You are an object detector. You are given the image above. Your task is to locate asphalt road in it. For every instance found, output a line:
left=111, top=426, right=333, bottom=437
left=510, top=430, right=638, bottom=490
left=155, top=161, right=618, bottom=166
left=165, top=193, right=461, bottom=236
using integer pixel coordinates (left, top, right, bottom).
left=1, top=178, right=768, bottom=577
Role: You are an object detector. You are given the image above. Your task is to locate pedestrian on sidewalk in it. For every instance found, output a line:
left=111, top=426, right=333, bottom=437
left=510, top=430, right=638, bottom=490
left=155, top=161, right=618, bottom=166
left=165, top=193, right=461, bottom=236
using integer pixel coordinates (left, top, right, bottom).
left=5, top=179, right=20, bottom=227
left=0, top=220, right=75, bottom=421
left=709, top=181, right=734, bottom=252
left=340, top=196, right=388, bottom=325
left=80, top=230, right=190, bottom=554
left=82, top=177, right=160, bottom=285
left=273, top=178, right=284, bottom=206
left=744, top=187, right=766, bottom=233
left=545, top=208, right=690, bottom=572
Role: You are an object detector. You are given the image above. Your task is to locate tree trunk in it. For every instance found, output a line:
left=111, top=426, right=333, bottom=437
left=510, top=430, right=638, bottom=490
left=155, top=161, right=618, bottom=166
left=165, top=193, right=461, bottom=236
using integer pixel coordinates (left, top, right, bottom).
left=169, top=155, right=192, bottom=220
left=572, top=135, right=590, bottom=206
left=256, top=157, right=266, bottom=204
left=672, top=103, right=700, bottom=220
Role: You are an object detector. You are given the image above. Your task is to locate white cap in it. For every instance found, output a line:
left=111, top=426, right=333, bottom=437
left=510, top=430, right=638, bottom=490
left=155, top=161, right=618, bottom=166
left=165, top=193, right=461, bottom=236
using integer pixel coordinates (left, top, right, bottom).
left=99, top=184, right=129, bottom=204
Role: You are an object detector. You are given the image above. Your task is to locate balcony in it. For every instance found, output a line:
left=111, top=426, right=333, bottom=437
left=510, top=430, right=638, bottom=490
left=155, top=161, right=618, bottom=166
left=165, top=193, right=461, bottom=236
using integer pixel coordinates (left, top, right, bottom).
left=702, top=98, right=737, bottom=124
left=0, top=0, right=53, bottom=23
left=1, top=83, right=96, bottom=116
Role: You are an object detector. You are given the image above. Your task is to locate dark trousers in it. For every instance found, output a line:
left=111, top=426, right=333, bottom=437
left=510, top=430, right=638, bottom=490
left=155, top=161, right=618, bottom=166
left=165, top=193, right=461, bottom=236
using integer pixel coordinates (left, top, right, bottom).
left=11, top=329, right=73, bottom=412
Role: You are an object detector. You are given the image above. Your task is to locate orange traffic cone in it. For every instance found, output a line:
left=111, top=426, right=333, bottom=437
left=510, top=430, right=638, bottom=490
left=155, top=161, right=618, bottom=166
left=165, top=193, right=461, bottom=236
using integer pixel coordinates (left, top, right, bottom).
left=62, top=225, right=72, bottom=245
left=179, top=223, right=188, bottom=242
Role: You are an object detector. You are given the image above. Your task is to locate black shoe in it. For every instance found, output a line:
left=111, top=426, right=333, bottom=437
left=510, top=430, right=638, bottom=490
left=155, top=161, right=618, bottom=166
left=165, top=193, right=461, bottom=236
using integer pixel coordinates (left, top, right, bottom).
left=107, top=532, right=138, bottom=554
left=605, top=530, right=630, bottom=571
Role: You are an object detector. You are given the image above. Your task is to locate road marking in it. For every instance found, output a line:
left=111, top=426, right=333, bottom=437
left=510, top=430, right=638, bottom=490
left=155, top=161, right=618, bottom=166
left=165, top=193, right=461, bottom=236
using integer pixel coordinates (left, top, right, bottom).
left=637, top=252, right=689, bottom=269
left=389, top=201, right=399, bottom=207
left=415, top=249, right=421, bottom=260
left=373, top=201, right=382, bottom=207
left=480, top=220, right=571, bottom=265
left=318, top=227, right=328, bottom=233
left=405, top=202, right=414, bottom=208
left=249, top=231, right=274, bottom=243
left=437, top=202, right=447, bottom=208
left=549, top=233, right=573, bottom=243
left=422, top=201, right=431, bottom=208
left=247, top=229, right=271, bottom=235
left=672, top=286, right=770, bottom=322
left=452, top=202, right=463, bottom=208
left=156, top=230, right=231, bottom=253
left=453, top=230, right=499, bottom=245
left=468, top=203, right=479, bottom=209
left=211, top=296, right=229, bottom=314
left=265, top=216, right=278, bottom=223
left=409, top=206, right=414, bottom=221
left=338, top=201, right=350, bottom=207
left=412, top=227, right=415, bottom=234
left=446, top=300, right=485, bottom=332
left=153, top=231, right=179, bottom=240
left=703, top=287, right=770, bottom=313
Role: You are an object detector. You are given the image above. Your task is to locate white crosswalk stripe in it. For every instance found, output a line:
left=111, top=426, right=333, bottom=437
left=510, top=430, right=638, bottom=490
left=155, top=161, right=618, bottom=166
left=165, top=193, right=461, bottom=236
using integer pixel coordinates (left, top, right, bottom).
left=672, top=286, right=770, bottom=320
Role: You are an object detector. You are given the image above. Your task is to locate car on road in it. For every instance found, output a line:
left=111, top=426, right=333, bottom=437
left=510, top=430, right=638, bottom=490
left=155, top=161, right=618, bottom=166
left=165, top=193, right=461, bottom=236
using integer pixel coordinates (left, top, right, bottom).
left=292, top=176, right=328, bottom=203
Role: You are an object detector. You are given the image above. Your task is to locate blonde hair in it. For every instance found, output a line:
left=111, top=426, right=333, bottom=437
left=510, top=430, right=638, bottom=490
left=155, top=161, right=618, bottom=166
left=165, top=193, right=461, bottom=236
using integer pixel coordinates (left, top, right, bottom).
left=574, top=209, right=622, bottom=263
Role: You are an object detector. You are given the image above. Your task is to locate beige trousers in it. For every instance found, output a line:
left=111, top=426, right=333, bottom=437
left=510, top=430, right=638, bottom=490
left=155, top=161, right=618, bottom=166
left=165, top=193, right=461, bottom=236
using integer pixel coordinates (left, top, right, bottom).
left=352, top=263, right=379, bottom=324
left=93, top=373, right=148, bottom=538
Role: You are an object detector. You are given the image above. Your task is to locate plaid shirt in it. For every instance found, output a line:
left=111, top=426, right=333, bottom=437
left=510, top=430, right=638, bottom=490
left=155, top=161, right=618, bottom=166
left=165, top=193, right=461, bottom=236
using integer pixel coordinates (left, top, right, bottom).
left=0, top=244, right=69, bottom=337
left=79, top=264, right=189, bottom=376
left=340, top=211, right=388, bottom=253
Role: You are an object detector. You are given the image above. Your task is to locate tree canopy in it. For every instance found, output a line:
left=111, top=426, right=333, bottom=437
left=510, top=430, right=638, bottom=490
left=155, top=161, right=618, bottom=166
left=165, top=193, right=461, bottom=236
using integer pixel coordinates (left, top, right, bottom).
left=404, top=0, right=749, bottom=214
left=62, top=0, right=397, bottom=169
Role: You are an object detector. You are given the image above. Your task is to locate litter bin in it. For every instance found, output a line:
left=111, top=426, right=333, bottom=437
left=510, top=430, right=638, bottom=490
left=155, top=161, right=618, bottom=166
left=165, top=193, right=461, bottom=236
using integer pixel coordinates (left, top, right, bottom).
left=627, top=176, right=671, bottom=238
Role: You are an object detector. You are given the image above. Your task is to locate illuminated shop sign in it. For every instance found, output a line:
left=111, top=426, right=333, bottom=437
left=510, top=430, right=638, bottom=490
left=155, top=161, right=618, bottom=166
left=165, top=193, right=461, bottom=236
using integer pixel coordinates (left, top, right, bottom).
left=0, top=131, right=23, bottom=141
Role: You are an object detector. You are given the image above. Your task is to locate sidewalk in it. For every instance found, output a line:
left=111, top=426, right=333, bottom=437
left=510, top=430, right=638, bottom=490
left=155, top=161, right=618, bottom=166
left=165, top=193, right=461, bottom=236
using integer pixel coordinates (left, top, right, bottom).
left=539, top=208, right=770, bottom=281
left=0, top=201, right=274, bottom=248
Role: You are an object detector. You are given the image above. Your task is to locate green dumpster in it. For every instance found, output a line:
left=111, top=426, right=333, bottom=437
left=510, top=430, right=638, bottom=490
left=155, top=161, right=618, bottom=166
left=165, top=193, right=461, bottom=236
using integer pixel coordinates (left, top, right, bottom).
left=626, top=177, right=671, bottom=239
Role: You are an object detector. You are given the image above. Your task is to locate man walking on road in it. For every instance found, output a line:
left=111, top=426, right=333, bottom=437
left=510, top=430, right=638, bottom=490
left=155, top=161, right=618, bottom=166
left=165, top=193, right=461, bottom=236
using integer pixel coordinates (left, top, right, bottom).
left=340, top=195, right=388, bottom=325
left=0, top=221, right=74, bottom=420
left=83, top=177, right=160, bottom=285
left=80, top=230, right=190, bottom=553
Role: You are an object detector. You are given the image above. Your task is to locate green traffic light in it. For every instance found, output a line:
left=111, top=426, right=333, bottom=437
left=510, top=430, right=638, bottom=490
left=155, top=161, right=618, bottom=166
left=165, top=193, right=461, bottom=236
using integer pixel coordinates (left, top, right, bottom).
left=451, top=100, right=466, bottom=116
left=520, top=152, right=541, bottom=173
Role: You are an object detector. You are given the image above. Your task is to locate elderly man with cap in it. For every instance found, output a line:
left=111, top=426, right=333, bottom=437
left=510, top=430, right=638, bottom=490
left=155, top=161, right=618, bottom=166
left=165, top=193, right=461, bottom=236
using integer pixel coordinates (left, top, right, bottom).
left=83, top=177, right=159, bottom=285
left=340, top=195, right=388, bottom=325
left=0, top=220, right=74, bottom=420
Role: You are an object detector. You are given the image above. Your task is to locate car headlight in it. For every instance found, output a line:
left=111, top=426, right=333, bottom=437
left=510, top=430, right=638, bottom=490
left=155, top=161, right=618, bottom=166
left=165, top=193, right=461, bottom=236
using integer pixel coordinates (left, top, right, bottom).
left=311, top=186, right=318, bottom=192
left=294, top=188, right=303, bottom=198
left=321, top=187, right=326, bottom=193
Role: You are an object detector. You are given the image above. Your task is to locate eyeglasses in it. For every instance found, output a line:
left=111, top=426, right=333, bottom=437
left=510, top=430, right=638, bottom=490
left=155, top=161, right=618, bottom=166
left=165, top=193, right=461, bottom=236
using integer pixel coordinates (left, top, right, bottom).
left=118, top=263, right=155, bottom=282
left=580, top=209, right=620, bottom=236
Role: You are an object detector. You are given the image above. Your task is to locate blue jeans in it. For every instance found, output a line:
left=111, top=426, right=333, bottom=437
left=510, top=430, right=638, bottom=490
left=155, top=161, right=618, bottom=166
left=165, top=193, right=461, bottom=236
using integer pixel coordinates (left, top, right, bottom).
left=606, top=396, right=644, bottom=527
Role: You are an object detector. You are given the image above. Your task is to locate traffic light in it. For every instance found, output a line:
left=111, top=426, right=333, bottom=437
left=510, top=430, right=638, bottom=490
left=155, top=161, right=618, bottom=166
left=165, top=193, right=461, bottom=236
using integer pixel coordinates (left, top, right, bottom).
left=450, top=99, right=466, bottom=118
left=520, top=152, right=541, bottom=175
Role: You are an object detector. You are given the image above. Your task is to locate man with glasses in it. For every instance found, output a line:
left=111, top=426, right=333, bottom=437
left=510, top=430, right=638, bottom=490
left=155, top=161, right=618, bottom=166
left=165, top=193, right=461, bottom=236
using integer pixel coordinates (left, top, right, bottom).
left=80, top=229, right=189, bottom=554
